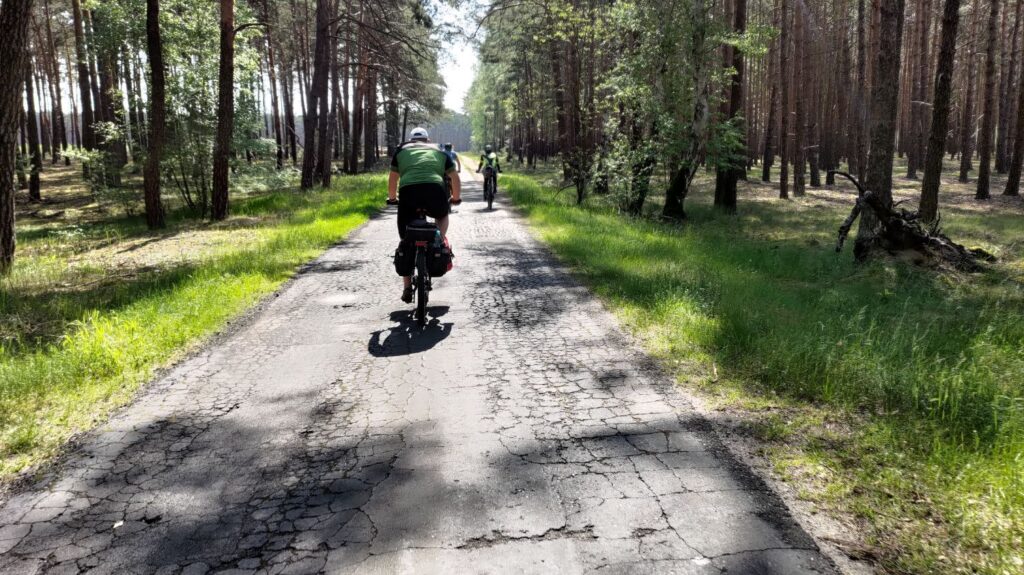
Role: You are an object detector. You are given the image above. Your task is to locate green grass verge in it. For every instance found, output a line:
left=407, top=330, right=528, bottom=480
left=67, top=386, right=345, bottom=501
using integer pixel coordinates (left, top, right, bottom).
left=0, top=174, right=384, bottom=480
left=502, top=171, right=1024, bottom=574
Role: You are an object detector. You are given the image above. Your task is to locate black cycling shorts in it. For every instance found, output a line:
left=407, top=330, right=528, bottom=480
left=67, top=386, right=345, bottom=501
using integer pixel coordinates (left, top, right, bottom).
left=397, top=182, right=449, bottom=239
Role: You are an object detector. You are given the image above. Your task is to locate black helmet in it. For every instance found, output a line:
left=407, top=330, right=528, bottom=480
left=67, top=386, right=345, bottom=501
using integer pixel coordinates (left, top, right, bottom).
left=484, top=144, right=493, bottom=153
left=444, top=142, right=453, bottom=150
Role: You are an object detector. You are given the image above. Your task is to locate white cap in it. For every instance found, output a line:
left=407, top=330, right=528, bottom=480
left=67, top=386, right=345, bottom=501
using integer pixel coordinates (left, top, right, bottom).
left=410, top=127, right=429, bottom=141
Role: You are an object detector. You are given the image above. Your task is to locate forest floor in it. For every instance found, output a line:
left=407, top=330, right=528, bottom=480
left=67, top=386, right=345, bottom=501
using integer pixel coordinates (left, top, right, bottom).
left=497, top=156, right=1024, bottom=575
left=0, top=164, right=383, bottom=484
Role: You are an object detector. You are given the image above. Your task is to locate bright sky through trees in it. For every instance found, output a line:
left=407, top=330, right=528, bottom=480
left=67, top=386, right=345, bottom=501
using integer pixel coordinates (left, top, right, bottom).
left=436, top=3, right=477, bottom=113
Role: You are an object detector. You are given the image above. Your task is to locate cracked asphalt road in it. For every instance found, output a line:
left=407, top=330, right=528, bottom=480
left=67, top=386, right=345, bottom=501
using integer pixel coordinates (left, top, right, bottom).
left=0, top=175, right=836, bottom=574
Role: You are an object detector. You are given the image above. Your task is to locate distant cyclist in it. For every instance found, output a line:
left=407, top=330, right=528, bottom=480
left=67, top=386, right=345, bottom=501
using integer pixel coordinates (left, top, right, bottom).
left=441, top=143, right=461, bottom=197
left=388, top=127, right=461, bottom=303
left=443, top=143, right=462, bottom=173
left=476, top=144, right=501, bottom=193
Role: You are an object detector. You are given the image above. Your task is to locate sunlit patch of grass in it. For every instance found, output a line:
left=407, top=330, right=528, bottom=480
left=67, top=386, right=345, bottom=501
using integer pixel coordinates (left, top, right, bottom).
left=0, top=172, right=384, bottom=481
left=504, top=170, right=1024, bottom=574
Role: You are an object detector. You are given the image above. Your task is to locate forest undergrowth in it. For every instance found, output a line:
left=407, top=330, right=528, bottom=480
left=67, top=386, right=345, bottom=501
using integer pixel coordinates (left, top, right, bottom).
left=503, top=162, right=1024, bottom=575
left=0, top=167, right=384, bottom=484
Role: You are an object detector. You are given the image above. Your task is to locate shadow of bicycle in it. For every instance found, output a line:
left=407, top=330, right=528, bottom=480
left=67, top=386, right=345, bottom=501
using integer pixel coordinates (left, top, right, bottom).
left=367, top=307, right=453, bottom=357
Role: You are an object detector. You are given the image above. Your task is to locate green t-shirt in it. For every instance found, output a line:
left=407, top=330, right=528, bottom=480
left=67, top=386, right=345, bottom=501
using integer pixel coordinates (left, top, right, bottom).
left=390, top=141, right=455, bottom=187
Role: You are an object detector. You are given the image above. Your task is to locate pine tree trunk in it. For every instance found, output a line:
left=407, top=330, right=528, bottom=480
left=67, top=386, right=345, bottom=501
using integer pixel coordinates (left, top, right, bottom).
left=64, top=44, right=80, bottom=148
left=282, top=65, right=298, bottom=165
left=762, top=0, right=779, bottom=183
left=1005, top=0, right=1024, bottom=163
left=85, top=11, right=101, bottom=123
left=144, top=0, right=166, bottom=229
left=714, top=0, right=746, bottom=212
left=42, top=0, right=67, bottom=164
left=71, top=0, right=95, bottom=151
left=341, top=0, right=352, bottom=172
left=349, top=44, right=364, bottom=174
left=36, top=71, right=52, bottom=162
left=975, top=0, right=1000, bottom=199
left=1006, top=79, right=1024, bottom=195
left=363, top=70, right=377, bottom=171
left=24, top=59, right=42, bottom=202
left=855, top=0, right=869, bottom=181
left=959, top=1, right=980, bottom=181
left=329, top=18, right=341, bottom=163
left=265, top=29, right=284, bottom=170
left=301, top=0, right=330, bottom=186
left=211, top=0, right=234, bottom=220
left=550, top=41, right=570, bottom=181
left=133, top=53, right=147, bottom=148
left=778, top=0, right=790, bottom=198
left=0, top=0, right=34, bottom=274
left=1005, top=2, right=1024, bottom=195
left=908, top=0, right=932, bottom=179
left=315, top=4, right=335, bottom=187
left=995, top=0, right=1020, bottom=173
left=793, top=6, right=806, bottom=197
left=122, top=50, right=138, bottom=160
left=920, top=0, right=962, bottom=222
left=857, top=0, right=906, bottom=256
left=94, top=11, right=126, bottom=186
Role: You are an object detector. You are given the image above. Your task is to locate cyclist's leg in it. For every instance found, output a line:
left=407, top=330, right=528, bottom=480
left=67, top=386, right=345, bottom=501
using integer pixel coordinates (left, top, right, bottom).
left=396, top=188, right=415, bottom=290
left=397, top=188, right=412, bottom=240
left=424, top=183, right=451, bottom=239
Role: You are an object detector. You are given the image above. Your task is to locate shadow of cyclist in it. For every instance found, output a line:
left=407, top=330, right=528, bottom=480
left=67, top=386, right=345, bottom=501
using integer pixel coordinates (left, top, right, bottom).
left=367, top=307, right=453, bottom=357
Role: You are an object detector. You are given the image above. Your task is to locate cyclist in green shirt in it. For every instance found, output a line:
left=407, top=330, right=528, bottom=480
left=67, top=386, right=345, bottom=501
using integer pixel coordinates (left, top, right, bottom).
left=476, top=144, right=501, bottom=194
left=387, top=127, right=461, bottom=302
left=477, top=144, right=501, bottom=172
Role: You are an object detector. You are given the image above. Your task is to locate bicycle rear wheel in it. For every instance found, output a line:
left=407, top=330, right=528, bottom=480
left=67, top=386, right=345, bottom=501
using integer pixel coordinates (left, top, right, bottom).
left=415, top=253, right=428, bottom=326
left=486, top=178, right=495, bottom=210
left=416, top=275, right=426, bottom=326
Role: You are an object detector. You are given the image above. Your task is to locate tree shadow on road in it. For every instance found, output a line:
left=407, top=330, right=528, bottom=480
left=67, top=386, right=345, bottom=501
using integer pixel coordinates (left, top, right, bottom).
left=367, top=308, right=453, bottom=357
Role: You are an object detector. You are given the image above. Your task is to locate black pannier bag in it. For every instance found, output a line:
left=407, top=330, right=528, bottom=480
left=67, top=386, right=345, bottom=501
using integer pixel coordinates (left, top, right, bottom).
left=393, top=240, right=415, bottom=277
left=427, top=237, right=453, bottom=277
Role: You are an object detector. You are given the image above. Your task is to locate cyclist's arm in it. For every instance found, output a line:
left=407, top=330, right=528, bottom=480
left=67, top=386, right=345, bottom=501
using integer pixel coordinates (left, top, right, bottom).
left=455, top=155, right=462, bottom=173
left=388, top=171, right=399, bottom=202
left=388, top=149, right=402, bottom=201
left=443, top=154, right=461, bottom=201
left=448, top=169, right=461, bottom=202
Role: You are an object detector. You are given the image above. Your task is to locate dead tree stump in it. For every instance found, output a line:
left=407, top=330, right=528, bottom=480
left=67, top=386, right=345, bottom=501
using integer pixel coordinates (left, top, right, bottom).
left=831, top=171, right=993, bottom=272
